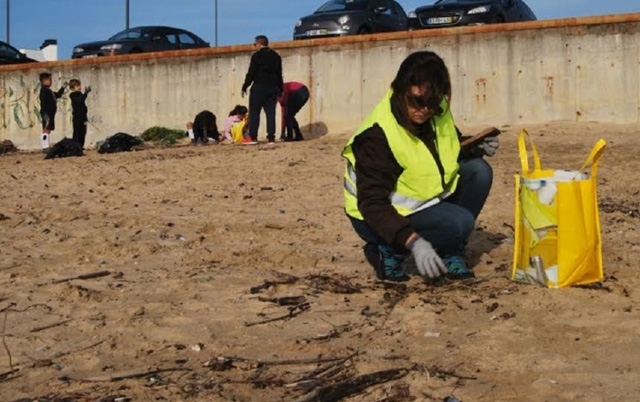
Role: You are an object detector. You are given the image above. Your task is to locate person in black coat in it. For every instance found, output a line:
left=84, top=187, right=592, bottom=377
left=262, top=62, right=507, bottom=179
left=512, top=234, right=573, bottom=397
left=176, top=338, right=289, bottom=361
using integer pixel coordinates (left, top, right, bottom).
left=241, top=35, right=283, bottom=144
left=39, top=72, right=66, bottom=150
left=188, top=111, right=219, bottom=144
left=68, top=79, right=92, bottom=148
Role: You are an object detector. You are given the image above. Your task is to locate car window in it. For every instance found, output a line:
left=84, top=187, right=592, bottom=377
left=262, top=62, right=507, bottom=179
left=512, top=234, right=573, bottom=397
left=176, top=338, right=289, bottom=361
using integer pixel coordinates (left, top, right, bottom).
left=178, top=33, right=196, bottom=45
left=393, top=2, right=407, bottom=18
left=0, top=44, right=20, bottom=59
left=315, top=0, right=369, bottom=13
left=165, top=34, right=178, bottom=44
left=109, top=28, right=150, bottom=41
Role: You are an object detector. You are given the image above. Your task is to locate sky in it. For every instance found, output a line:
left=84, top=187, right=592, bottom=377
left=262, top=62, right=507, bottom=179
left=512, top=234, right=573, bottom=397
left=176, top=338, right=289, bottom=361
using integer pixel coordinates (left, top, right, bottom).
left=1, top=0, right=638, bottom=59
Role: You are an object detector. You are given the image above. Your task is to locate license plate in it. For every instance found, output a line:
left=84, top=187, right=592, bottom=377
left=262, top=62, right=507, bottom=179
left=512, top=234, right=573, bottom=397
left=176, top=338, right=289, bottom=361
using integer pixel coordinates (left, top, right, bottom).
left=82, top=54, right=98, bottom=58
left=307, top=29, right=328, bottom=37
left=427, top=17, right=453, bottom=25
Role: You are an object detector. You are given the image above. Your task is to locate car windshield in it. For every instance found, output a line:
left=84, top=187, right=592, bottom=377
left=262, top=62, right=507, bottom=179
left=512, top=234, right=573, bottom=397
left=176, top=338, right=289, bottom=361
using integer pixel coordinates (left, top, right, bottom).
left=109, top=28, right=151, bottom=41
left=0, top=44, right=20, bottom=59
left=315, top=0, right=369, bottom=13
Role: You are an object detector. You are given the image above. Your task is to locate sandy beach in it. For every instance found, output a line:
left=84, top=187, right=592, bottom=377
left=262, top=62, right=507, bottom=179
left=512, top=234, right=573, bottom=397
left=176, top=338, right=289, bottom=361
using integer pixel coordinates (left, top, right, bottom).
left=1, top=122, right=639, bottom=401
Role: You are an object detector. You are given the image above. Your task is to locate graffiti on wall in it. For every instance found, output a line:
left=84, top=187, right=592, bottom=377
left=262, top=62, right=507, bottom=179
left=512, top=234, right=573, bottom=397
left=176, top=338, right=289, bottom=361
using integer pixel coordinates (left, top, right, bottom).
left=0, top=75, right=75, bottom=131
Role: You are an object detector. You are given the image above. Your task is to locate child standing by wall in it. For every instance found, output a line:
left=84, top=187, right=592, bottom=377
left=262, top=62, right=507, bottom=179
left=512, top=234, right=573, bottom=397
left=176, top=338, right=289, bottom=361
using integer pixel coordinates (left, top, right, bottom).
left=39, top=73, right=66, bottom=151
left=68, top=79, right=92, bottom=148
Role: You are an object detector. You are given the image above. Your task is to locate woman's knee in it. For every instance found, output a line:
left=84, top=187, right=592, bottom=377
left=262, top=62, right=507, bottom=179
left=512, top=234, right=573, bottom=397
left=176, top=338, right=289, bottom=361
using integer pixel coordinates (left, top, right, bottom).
left=450, top=209, right=476, bottom=244
left=461, top=158, right=493, bottom=192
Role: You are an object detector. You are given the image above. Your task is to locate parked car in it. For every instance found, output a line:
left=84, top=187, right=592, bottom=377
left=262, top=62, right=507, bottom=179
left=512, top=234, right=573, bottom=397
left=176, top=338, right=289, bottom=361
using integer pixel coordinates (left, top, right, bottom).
left=408, top=0, right=536, bottom=30
left=0, top=41, right=38, bottom=65
left=72, top=26, right=209, bottom=59
left=294, top=0, right=408, bottom=40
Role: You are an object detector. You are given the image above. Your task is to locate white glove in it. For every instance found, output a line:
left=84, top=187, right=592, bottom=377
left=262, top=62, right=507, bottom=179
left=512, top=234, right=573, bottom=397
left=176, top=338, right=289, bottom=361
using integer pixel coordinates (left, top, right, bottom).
left=408, top=237, right=447, bottom=279
left=478, top=136, right=499, bottom=157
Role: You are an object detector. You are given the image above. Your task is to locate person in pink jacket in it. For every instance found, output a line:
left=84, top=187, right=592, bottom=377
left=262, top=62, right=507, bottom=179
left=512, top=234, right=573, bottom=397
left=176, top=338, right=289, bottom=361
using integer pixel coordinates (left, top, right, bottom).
left=223, top=105, right=248, bottom=141
left=278, top=81, right=309, bottom=142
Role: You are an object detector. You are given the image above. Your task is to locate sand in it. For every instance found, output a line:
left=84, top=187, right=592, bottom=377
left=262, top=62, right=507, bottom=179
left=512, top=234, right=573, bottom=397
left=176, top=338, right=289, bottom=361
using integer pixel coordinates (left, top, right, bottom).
left=1, top=122, right=639, bottom=401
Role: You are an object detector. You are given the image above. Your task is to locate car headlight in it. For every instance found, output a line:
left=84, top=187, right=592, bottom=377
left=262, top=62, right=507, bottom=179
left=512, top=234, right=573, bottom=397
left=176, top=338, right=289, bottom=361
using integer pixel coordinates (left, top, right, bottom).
left=296, top=19, right=302, bottom=27
left=100, top=44, right=123, bottom=50
left=468, top=5, right=490, bottom=14
left=408, top=11, right=417, bottom=18
left=73, top=47, right=84, bottom=53
left=338, top=15, right=350, bottom=25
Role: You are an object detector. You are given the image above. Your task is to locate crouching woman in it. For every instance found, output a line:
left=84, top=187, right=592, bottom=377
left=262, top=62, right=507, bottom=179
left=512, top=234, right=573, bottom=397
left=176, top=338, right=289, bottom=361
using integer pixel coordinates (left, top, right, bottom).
left=342, top=51, right=498, bottom=282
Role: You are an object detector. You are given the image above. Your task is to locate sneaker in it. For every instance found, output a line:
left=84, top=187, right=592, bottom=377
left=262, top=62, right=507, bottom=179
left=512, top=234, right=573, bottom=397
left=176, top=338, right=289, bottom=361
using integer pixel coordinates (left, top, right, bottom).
left=242, top=138, right=258, bottom=145
left=442, top=255, right=475, bottom=280
left=376, top=243, right=410, bottom=282
left=267, top=139, right=276, bottom=146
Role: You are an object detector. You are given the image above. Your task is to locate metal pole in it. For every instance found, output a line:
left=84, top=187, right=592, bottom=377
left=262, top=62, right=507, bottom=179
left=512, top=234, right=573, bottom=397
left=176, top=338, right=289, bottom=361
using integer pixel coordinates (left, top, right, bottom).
left=5, top=0, right=9, bottom=44
left=125, top=0, right=130, bottom=29
left=214, top=0, right=218, bottom=47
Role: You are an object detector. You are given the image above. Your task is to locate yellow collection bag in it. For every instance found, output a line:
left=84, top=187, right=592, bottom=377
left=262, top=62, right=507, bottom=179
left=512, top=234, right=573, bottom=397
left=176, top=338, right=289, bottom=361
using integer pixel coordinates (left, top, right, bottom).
left=512, top=129, right=607, bottom=288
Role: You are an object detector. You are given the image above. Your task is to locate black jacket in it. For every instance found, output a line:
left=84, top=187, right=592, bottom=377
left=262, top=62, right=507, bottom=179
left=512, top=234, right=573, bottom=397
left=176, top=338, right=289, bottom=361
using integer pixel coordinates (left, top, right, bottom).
left=39, top=85, right=65, bottom=117
left=70, top=91, right=89, bottom=121
left=193, top=111, right=219, bottom=141
left=242, top=47, right=283, bottom=93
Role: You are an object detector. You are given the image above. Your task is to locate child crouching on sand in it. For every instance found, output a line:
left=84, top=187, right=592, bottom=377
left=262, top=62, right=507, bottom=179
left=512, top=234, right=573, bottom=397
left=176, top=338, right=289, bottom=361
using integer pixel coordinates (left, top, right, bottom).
left=223, top=105, right=248, bottom=143
left=186, top=110, right=219, bottom=144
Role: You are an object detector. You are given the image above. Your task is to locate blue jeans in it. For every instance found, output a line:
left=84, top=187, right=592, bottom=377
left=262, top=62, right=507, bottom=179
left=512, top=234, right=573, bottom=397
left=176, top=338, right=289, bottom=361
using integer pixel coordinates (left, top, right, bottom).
left=350, top=158, right=493, bottom=256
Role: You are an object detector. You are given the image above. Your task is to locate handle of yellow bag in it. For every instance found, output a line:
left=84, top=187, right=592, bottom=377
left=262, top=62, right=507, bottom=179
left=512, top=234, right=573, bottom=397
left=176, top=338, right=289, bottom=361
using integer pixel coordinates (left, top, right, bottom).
left=518, top=129, right=542, bottom=174
left=579, top=139, right=607, bottom=177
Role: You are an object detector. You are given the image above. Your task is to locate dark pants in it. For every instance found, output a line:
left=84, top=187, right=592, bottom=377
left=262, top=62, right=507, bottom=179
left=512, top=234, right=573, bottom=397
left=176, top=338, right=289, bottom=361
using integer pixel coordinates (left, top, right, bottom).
left=350, top=158, right=493, bottom=256
left=72, top=119, right=87, bottom=148
left=249, top=84, right=278, bottom=142
left=41, top=111, right=55, bottom=131
left=284, top=86, right=309, bottom=140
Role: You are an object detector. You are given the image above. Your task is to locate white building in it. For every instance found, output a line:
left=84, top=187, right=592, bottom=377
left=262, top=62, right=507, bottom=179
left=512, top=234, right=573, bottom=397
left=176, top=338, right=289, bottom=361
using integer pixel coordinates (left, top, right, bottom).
left=20, top=39, right=58, bottom=62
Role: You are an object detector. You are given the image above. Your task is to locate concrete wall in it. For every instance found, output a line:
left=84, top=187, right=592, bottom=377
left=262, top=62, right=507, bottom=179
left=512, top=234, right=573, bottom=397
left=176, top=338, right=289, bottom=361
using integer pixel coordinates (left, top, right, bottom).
left=1, top=13, right=639, bottom=150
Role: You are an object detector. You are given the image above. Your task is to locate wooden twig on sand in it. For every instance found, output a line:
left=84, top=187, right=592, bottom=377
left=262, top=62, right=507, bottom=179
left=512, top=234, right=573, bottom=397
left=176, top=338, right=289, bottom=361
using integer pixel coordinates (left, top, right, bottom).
left=294, top=368, right=409, bottom=402
left=244, top=303, right=310, bottom=327
left=259, top=355, right=351, bottom=367
left=38, top=270, right=111, bottom=286
left=250, top=272, right=300, bottom=294
left=79, top=367, right=191, bottom=382
left=2, top=303, right=15, bottom=370
left=0, top=368, right=20, bottom=383
left=258, top=295, right=307, bottom=306
left=429, top=366, right=477, bottom=381
left=30, top=319, right=71, bottom=333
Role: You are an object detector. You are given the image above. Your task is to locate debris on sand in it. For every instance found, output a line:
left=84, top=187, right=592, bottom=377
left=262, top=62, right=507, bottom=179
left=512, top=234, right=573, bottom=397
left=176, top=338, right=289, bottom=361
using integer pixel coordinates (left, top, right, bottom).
left=0, top=140, right=17, bottom=154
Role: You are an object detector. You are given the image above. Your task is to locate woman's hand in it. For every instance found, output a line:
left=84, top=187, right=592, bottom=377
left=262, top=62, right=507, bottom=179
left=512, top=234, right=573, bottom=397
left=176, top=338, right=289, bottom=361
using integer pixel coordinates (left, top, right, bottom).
left=407, top=236, right=447, bottom=279
left=478, top=137, right=499, bottom=157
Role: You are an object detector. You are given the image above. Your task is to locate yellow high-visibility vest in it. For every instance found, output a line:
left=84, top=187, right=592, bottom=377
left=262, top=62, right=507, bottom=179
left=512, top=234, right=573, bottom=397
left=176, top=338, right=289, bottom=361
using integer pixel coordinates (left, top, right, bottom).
left=342, top=89, right=460, bottom=220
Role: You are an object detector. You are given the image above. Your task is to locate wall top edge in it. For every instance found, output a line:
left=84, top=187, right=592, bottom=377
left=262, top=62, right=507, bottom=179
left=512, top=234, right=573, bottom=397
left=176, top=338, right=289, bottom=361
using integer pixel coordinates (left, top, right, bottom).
left=1, top=12, right=639, bottom=73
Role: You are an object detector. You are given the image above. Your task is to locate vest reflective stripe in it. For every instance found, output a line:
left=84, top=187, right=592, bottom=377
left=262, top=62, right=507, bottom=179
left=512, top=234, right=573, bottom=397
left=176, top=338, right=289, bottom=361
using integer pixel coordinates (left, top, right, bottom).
left=342, top=89, right=460, bottom=220
left=344, top=162, right=455, bottom=211
left=389, top=176, right=456, bottom=212
left=344, top=177, right=357, bottom=197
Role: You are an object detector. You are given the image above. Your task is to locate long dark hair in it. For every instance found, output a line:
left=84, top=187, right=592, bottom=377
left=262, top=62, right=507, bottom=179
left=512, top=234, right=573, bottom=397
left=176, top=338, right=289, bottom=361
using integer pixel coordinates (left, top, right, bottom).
left=229, top=105, right=248, bottom=117
left=390, top=51, right=451, bottom=132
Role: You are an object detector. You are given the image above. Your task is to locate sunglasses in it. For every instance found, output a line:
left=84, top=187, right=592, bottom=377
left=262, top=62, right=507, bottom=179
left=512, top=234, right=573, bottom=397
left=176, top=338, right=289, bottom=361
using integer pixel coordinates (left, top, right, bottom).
left=406, top=93, right=443, bottom=114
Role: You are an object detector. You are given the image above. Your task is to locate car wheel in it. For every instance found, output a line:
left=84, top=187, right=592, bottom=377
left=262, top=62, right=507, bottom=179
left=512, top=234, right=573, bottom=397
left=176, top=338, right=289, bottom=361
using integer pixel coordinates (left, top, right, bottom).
left=491, top=15, right=505, bottom=23
left=357, top=26, right=371, bottom=35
